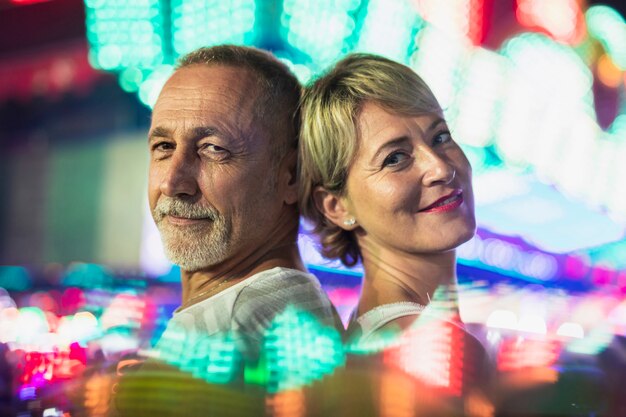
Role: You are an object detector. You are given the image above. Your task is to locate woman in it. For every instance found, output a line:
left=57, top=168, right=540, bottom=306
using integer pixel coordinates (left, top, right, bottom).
left=299, top=53, right=476, bottom=343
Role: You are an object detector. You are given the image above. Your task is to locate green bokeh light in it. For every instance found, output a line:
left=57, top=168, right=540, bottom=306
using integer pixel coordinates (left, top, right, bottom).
left=586, top=5, right=626, bottom=70
left=85, top=0, right=165, bottom=71
left=0, top=266, right=32, bottom=291
left=263, top=306, right=344, bottom=393
left=281, top=0, right=361, bottom=70
left=119, top=67, right=145, bottom=93
left=171, top=0, right=256, bottom=56
left=156, top=327, right=239, bottom=384
left=137, top=64, right=174, bottom=107
left=356, top=0, right=423, bottom=63
left=61, top=263, right=114, bottom=288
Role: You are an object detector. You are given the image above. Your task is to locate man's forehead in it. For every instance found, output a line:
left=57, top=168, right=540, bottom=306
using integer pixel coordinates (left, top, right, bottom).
left=149, top=70, right=274, bottom=153
left=165, top=64, right=259, bottom=93
left=156, top=65, right=262, bottom=110
left=153, top=66, right=259, bottom=120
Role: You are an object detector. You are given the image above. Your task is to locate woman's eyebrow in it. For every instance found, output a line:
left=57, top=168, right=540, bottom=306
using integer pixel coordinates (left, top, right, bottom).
left=427, top=117, right=446, bottom=132
left=370, top=136, right=410, bottom=163
left=368, top=117, right=446, bottom=163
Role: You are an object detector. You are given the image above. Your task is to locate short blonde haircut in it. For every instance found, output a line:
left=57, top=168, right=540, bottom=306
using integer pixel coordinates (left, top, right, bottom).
left=299, top=53, right=442, bottom=266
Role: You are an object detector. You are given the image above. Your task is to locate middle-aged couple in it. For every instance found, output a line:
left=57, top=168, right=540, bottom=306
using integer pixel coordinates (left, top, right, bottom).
left=146, top=44, right=476, bottom=370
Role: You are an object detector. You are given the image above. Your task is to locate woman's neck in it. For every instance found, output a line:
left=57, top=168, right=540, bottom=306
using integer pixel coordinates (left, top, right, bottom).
left=356, top=239, right=459, bottom=317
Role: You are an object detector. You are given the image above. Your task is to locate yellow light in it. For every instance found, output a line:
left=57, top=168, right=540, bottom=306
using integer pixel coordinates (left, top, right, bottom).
left=597, top=53, right=623, bottom=87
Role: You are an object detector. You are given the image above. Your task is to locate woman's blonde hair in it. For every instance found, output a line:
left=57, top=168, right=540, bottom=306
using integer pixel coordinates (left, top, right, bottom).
left=298, top=53, right=441, bottom=266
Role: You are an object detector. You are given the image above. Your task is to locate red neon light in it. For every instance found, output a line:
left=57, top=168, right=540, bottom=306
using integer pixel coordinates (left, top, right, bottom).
left=497, top=337, right=561, bottom=371
left=469, top=0, right=486, bottom=45
left=383, top=317, right=466, bottom=396
left=10, top=0, right=53, bottom=4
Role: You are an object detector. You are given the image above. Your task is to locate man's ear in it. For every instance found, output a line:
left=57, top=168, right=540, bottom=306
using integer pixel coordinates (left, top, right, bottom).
left=280, top=149, right=298, bottom=205
left=312, top=186, right=357, bottom=231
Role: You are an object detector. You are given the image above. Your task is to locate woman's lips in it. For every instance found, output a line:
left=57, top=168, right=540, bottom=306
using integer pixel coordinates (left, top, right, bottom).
left=419, top=191, right=463, bottom=213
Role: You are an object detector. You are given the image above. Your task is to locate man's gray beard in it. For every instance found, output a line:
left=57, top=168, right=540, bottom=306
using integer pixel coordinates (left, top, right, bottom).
left=153, top=197, right=232, bottom=271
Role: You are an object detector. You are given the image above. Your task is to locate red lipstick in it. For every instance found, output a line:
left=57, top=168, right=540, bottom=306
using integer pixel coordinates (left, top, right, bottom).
left=419, top=190, right=463, bottom=213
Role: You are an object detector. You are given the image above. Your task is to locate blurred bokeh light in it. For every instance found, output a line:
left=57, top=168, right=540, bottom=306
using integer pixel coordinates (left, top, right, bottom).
left=2, top=0, right=626, bottom=415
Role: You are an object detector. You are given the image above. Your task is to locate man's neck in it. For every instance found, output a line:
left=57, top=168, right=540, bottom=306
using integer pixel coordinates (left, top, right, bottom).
left=356, top=238, right=458, bottom=317
left=179, top=216, right=305, bottom=308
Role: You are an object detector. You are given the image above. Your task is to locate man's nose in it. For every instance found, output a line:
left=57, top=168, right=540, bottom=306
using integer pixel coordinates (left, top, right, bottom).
left=160, top=153, right=198, bottom=197
left=420, top=149, right=456, bottom=187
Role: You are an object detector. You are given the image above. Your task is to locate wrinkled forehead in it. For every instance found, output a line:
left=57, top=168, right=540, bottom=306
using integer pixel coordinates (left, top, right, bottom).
left=151, top=65, right=266, bottom=141
left=153, top=65, right=262, bottom=116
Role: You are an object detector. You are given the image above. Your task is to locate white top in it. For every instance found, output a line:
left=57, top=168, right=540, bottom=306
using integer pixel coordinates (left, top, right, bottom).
left=153, top=267, right=339, bottom=366
left=348, top=301, right=427, bottom=343
left=348, top=301, right=492, bottom=396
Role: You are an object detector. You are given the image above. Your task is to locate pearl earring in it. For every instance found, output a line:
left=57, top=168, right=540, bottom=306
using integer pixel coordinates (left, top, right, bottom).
left=343, top=217, right=356, bottom=226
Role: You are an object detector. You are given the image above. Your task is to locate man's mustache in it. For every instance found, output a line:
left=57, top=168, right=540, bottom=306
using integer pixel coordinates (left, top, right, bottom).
left=154, top=197, right=218, bottom=222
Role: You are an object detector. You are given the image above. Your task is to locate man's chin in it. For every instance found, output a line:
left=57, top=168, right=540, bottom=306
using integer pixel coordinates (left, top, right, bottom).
left=161, top=242, right=228, bottom=272
left=166, top=254, right=213, bottom=272
left=157, top=223, right=230, bottom=271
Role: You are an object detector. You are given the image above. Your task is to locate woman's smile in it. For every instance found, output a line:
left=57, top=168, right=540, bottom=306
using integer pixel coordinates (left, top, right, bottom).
left=418, top=189, right=464, bottom=213
left=343, top=103, right=476, bottom=255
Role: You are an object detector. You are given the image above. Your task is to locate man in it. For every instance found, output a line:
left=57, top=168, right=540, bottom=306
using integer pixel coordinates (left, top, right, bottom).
left=146, top=45, right=340, bottom=366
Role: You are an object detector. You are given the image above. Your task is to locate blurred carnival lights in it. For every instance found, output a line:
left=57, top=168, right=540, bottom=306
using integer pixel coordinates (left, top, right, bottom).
left=556, top=322, right=585, bottom=339
left=384, top=317, right=465, bottom=396
left=516, top=0, right=585, bottom=44
left=586, top=5, right=626, bottom=70
left=4, top=0, right=626, bottom=414
left=80, top=0, right=626, bottom=251
left=264, top=306, right=344, bottom=393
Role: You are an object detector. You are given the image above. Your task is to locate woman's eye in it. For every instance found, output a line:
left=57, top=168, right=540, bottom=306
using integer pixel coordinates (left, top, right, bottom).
left=433, top=131, right=452, bottom=145
left=382, top=151, right=410, bottom=168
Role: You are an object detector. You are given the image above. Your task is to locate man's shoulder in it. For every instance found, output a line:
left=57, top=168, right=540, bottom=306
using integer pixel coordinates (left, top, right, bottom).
left=244, top=266, right=322, bottom=291
left=232, top=267, right=337, bottom=330
left=235, top=267, right=327, bottom=309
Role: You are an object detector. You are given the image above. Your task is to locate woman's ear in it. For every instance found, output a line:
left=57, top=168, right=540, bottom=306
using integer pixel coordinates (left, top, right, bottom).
left=313, top=186, right=358, bottom=231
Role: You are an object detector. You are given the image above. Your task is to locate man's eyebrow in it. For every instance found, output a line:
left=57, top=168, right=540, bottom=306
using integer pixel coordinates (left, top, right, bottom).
left=148, top=126, right=219, bottom=141
left=148, top=126, right=170, bottom=141
left=191, top=126, right=218, bottom=138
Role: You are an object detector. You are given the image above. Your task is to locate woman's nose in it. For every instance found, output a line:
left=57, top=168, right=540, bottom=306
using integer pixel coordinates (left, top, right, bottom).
left=420, top=150, right=456, bottom=187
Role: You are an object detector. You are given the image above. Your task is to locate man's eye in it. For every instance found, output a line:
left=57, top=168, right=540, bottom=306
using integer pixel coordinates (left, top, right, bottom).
left=204, top=144, right=227, bottom=152
left=433, top=131, right=452, bottom=145
left=152, top=141, right=174, bottom=152
left=200, top=143, right=231, bottom=159
left=382, top=151, right=410, bottom=168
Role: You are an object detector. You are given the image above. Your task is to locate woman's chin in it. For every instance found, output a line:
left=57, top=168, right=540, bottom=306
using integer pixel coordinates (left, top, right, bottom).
left=412, top=226, right=476, bottom=254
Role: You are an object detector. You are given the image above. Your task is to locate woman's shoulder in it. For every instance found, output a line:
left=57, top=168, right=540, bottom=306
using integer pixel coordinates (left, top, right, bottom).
left=347, top=302, right=427, bottom=344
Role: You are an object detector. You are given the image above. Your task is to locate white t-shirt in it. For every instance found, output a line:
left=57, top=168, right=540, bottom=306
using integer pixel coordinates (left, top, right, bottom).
left=153, top=267, right=340, bottom=369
